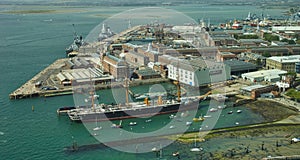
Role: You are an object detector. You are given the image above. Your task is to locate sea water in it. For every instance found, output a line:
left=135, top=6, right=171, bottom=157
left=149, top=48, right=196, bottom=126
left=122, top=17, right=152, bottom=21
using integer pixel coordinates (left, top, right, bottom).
left=0, top=4, right=286, bottom=159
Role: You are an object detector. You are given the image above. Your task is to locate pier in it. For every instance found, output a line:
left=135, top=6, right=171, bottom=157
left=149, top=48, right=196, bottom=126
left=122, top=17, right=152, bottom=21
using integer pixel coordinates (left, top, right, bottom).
left=9, top=56, right=170, bottom=100
left=9, top=58, right=68, bottom=99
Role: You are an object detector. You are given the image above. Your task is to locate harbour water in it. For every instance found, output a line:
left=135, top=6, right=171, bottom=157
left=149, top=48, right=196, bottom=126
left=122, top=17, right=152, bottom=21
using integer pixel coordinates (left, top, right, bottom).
left=0, top=4, right=287, bottom=159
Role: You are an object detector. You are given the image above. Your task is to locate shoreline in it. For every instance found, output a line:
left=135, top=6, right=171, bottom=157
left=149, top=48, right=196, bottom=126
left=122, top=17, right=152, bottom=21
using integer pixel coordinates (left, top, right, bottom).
left=167, top=99, right=300, bottom=159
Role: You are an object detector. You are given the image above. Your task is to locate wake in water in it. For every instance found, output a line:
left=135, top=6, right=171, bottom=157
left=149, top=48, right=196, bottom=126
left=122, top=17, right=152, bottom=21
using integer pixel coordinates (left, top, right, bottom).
left=2, top=34, right=71, bottom=47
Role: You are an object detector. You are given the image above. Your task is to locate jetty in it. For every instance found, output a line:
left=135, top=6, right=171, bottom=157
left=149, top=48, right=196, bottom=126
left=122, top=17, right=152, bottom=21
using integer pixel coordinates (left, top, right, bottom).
left=9, top=56, right=170, bottom=99
left=9, top=59, right=69, bottom=99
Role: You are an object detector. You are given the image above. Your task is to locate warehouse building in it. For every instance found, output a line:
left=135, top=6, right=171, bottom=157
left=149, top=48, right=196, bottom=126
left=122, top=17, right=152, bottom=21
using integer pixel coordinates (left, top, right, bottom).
left=224, top=59, right=257, bottom=76
left=56, top=68, right=113, bottom=86
left=266, top=55, right=300, bottom=72
left=167, top=58, right=230, bottom=87
left=241, top=69, right=287, bottom=83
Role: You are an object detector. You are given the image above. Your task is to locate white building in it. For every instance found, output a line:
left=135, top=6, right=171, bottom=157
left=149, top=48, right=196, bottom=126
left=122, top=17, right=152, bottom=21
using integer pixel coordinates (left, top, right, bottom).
left=167, top=58, right=230, bottom=87
left=272, top=26, right=300, bottom=32
left=241, top=69, right=287, bottom=83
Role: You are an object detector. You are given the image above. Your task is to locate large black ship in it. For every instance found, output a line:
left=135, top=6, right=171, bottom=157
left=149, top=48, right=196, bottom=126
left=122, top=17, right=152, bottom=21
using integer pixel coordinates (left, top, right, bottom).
left=67, top=98, right=199, bottom=123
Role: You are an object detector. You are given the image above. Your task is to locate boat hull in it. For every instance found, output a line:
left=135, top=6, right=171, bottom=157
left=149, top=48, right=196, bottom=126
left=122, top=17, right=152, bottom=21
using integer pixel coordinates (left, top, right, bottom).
left=76, top=101, right=199, bottom=123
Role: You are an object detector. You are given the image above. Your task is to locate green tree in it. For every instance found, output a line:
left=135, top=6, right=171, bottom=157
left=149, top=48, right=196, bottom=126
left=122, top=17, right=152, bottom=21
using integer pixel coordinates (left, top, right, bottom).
left=281, top=38, right=289, bottom=42
left=262, top=52, right=271, bottom=57
left=288, top=40, right=296, bottom=44
left=264, top=33, right=279, bottom=42
left=281, top=38, right=296, bottom=44
left=238, top=35, right=259, bottom=39
left=255, top=58, right=262, bottom=66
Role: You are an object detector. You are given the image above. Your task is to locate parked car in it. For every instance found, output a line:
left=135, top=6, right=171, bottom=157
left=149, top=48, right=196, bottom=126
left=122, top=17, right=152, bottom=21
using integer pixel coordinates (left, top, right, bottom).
left=292, top=138, right=300, bottom=143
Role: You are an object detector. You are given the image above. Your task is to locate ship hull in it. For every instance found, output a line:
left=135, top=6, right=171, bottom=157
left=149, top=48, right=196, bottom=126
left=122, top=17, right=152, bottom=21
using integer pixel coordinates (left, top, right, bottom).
left=77, top=101, right=199, bottom=123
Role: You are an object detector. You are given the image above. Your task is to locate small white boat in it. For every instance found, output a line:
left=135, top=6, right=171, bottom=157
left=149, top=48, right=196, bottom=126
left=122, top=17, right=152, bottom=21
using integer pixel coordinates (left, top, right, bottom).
left=235, top=122, right=239, bottom=125
left=172, top=151, right=180, bottom=157
left=129, top=122, right=137, bottom=126
left=237, top=110, right=242, bottom=113
left=111, top=120, right=123, bottom=128
left=186, top=121, right=192, bottom=126
left=209, top=108, right=218, bottom=112
left=89, top=94, right=99, bottom=99
left=169, top=114, right=176, bottom=119
left=135, top=94, right=147, bottom=100
left=217, top=105, right=226, bottom=109
left=93, top=126, right=102, bottom=131
left=190, top=135, right=203, bottom=152
left=145, top=119, right=152, bottom=123
left=169, top=125, right=175, bottom=129
left=93, top=117, right=102, bottom=131
left=203, top=115, right=212, bottom=118
left=190, top=148, right=203, bottom=152
left=228, top=111, right=233, bottom=114
left=92, top=133, right=98, bottom=136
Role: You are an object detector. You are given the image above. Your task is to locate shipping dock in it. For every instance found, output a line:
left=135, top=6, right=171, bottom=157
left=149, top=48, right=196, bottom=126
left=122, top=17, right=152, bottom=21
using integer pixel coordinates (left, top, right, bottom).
left=9, top=58, right=72, bottom=99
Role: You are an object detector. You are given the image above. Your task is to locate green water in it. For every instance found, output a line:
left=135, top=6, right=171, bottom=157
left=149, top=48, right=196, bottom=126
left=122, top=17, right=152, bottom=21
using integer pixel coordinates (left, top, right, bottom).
left=0, top=4, right=286, bottom=159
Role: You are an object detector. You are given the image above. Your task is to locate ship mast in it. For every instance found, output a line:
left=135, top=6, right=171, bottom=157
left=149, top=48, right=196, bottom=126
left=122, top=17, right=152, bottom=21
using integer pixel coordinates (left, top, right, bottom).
left=174, top=58, right=181, bottom=102
left=91, top=90, right=95, bottom=112
left=124, top=76, right=129, bottom=106
left=89, top=69, right=95, bottom=112
left=123, top=59, right=130, bottom=106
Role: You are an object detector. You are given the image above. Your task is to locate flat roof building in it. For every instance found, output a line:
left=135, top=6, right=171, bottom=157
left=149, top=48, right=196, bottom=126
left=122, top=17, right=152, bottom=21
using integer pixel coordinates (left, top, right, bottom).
left=56, top=68, right=113, bottom=86
left=240, top=84, right=278, bottom=99
left=266, top=55, right=300, bottom=72
left=224, top=59, right=257, bottom=76
left=216, top=52, right=237, bottom=62
left=167, top=58, right=230, bottom=87
left=241, top=69, right=287, bottom=83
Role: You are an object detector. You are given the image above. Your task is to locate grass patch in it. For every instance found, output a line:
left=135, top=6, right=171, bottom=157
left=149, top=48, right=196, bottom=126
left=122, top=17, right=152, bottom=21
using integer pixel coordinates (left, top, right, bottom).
left=286, top=88, right=300, bottom=99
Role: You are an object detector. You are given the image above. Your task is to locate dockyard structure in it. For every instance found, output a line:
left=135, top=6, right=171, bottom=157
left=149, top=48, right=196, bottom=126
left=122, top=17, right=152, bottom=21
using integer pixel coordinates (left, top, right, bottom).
left=266, top=55, right=300, bottom=72
left=251, top=47, right=289, bottom=56
left=56, top=68, right=113, bottom=86
left=272, top=26, right=300, bottom=33
left=291, top=47, right=300, bottom=55
left=224, top=59, right=257, bottom=76
left=240, top=84, right=279, bottom=99
left=238, top=52, right=266, bottom=68
left=271, top=41, right=289, bottom=46
left=167, top=58, right=230, bottom=87
left=124, top=51, right=150, bottom=66
left=102, top=54, right=133, bottom=79
left=209, top=31, right=238, bottom=46
left=122, top=43, right=161, bottom=63
left=241, top=69, right=287, bottom=83
left=163, top=47, right=218, bottom=60
left=171, top=25, right=214, bottom=47
left=65, top=57, right=94, bottom=69
left=216, top=52, right=237, bottom=62
left=134, top=67, right=161, bottom=80
left=239, top=39, right=267, bottom=47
